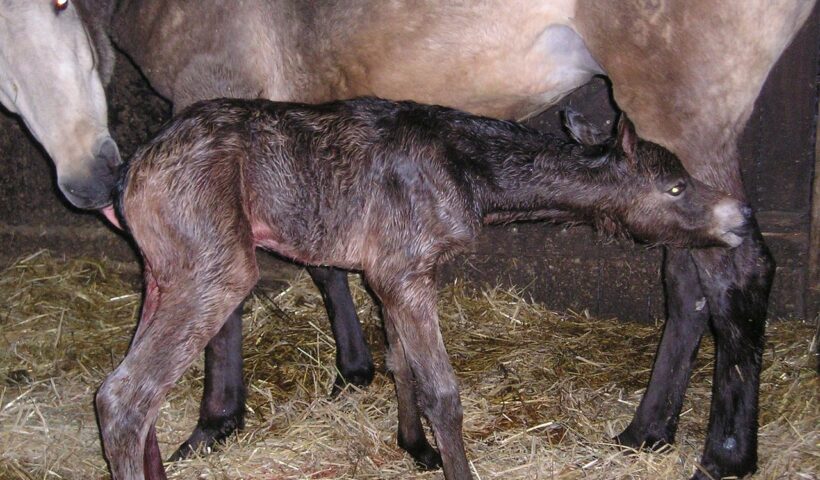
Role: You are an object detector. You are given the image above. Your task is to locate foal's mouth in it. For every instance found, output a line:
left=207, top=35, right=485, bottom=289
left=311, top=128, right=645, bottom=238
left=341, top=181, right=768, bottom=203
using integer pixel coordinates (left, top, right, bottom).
left=719, top=229, right=745, bottom=249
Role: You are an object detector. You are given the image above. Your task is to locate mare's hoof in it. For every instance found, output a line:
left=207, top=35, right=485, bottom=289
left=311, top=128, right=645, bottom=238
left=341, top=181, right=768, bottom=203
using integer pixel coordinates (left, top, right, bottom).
left=614, top=427, right=672, bottom=453
left=689, top=456, right=756, bottom=480
left=330, top=367, right=375, bottom=397
left=169, top=437, right=209, bottom=462
left=690, top=469, right=715, bottom=480
left=168, top=416, right=243, bottom=462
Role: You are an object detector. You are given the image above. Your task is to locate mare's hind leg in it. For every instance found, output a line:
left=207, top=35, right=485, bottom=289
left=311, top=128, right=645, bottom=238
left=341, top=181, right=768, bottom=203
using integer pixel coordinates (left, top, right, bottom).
left=616, top=248, right=709, bottom=449
left=170, top=302, right=246, bottom=461
left=172, top=264, right=377, bottom=461
left=174, top=267, right=373, bottom=459
left=367, top=270, right=470, bottom=479
left=307, top=266, right=375, bottom=394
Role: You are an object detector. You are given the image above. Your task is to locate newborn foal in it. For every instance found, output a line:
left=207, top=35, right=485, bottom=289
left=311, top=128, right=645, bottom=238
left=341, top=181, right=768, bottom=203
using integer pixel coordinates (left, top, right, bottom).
left=96, top=97, right=749, bottom=480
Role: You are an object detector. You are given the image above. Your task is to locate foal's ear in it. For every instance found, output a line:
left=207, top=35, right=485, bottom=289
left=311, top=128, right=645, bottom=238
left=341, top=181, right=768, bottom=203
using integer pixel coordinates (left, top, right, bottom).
left=616, top=113, right=638, bottom=160
left=563, top=109, right=609, bottom=146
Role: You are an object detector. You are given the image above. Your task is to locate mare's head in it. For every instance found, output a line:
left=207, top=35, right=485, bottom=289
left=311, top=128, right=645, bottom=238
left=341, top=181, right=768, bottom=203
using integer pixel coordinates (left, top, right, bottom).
left=0, top=0, right=120, bottom=209
left=564, top=110, right=751, bottom=249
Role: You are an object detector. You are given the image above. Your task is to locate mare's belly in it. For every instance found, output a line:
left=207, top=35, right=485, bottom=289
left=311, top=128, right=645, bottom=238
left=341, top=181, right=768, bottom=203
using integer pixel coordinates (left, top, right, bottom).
left=327, top=1, right=603, bottom=119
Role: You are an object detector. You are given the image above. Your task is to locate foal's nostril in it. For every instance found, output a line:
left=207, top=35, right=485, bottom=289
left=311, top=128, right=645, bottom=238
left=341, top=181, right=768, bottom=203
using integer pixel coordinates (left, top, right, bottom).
left=740, top=204, right=753, bottom=221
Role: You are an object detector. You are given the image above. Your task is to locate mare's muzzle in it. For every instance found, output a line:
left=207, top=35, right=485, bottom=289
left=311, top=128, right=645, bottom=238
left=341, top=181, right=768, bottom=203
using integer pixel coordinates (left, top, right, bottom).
left=59, top=137, right=122, bottom=209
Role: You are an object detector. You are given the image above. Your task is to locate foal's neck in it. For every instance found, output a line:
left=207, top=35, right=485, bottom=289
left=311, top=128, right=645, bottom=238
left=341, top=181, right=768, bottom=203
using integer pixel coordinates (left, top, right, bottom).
left=468, top=133, right=620, bottom=225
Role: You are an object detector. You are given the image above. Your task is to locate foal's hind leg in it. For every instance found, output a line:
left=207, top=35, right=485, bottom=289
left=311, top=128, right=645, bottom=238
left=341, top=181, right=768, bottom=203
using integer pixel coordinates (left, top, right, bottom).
left=144, top=425, right=165, bottom=480
left=97, top=259, right=257, bottom=479
left=97, top=185, right=259, bottom=480
left=383, top=313, right=442, bottom=469
left=308, top=266, right=375, bottom=394
left=368, top=270, right=470, bottom=479
left=170, top=302, right=246, bottom=461
left=97, top=286, right=254, bottom=478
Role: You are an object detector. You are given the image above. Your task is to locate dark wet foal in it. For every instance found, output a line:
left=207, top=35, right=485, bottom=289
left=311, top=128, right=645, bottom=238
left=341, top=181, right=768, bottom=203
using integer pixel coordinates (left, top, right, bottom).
left=96, top=97, right=749, bottom=480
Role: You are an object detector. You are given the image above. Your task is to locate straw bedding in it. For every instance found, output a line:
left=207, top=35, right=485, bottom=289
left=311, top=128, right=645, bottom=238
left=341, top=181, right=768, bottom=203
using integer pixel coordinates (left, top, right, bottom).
left=0, top=251, right=817, bottom=479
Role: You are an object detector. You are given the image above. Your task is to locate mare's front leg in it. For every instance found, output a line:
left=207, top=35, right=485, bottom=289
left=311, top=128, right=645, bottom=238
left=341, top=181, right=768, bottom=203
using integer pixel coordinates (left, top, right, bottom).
left=307, top=266, right=375, bottom=394
left=617, top=234, right=774, bottom=479
left=689, top=232, right=773, bottom=479
left=616, top=248, right=709, bottom=449
left=368, top=269, right=471, bottom=479
left=170, top=302, right=246, bottom=461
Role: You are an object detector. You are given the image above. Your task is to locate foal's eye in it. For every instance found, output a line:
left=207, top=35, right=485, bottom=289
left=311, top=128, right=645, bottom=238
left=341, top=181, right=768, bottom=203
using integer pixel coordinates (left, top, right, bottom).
left=54, top=0, right=69, bottom=12
left=667, top=183, right=686, bottom=196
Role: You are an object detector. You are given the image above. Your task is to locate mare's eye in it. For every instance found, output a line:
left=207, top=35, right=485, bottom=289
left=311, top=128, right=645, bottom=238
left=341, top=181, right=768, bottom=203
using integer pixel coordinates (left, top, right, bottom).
left=667, top=182, right=686, bottom=197
left=54, top=0, right=69, bottom=12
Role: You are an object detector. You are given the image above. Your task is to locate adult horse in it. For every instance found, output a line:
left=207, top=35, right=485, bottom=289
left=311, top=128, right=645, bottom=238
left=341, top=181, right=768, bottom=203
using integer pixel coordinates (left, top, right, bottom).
left=0, top=0, right=120, bottom=210
left=102, top=1, right=818, bottom=479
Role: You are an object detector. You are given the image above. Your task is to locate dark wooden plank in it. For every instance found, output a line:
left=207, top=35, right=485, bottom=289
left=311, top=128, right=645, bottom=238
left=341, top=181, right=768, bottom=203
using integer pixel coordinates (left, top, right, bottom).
left=740, top=3, right=819, bottom=215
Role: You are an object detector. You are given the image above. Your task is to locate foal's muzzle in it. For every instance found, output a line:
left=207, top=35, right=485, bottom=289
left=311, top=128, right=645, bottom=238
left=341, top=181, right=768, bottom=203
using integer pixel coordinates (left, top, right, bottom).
left=712, top=200, right=752, bottom=249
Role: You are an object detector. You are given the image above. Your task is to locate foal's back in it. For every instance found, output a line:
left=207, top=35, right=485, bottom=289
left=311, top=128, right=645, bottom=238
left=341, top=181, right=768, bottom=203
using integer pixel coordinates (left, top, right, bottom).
left=244, top=98, right=484, bottom=269
left=123, top=97, right=485, bottom=269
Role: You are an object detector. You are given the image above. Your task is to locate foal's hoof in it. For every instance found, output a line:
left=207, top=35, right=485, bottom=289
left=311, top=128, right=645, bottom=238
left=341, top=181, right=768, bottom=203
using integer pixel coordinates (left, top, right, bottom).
left=411, top=446, right=443, bottom=471
left=329, top=367, right=375, bottom=397
left=399, top=439, right=443, bottom=471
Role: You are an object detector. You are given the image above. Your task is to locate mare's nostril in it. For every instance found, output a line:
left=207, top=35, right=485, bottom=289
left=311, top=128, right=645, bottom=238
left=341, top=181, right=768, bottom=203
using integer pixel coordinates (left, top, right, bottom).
left=97, top=137, right=123, bottom=170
